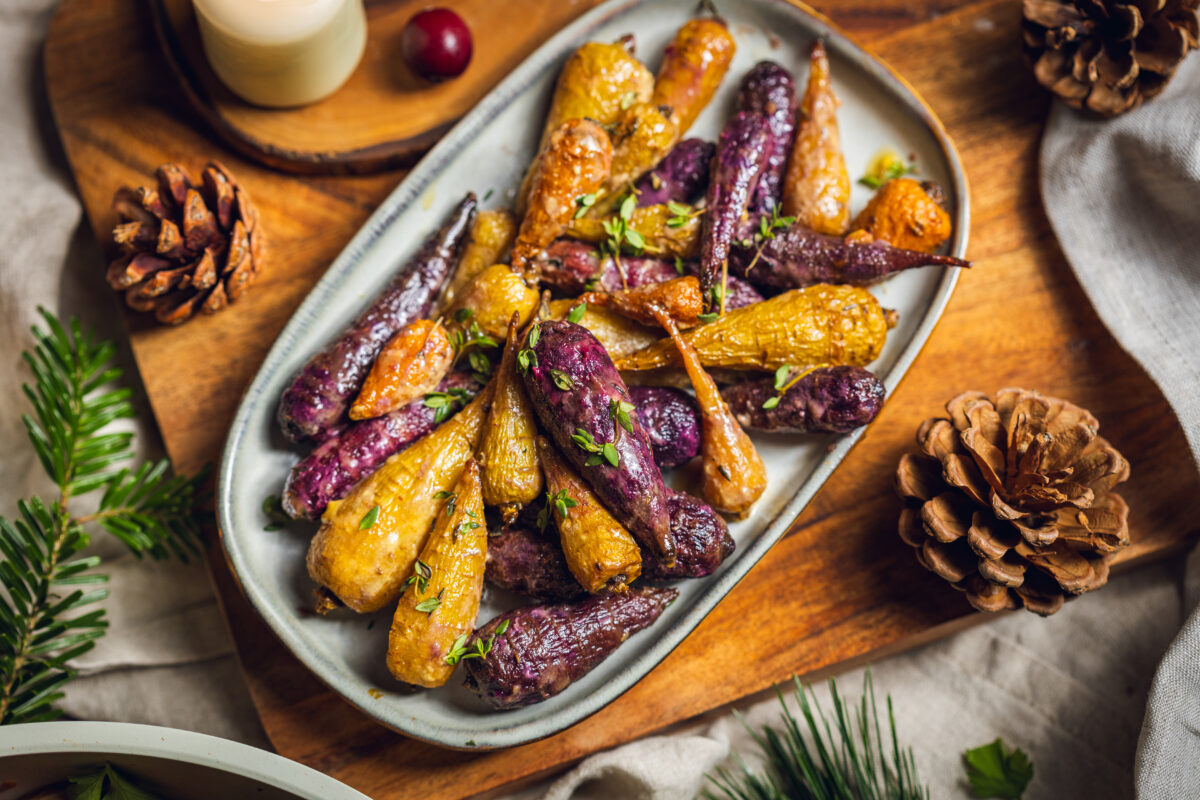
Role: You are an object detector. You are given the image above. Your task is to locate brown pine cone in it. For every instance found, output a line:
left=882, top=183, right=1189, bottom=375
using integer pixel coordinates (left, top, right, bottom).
left=1022, top=0, right=1200, bottom=116
left=106, top=162, right=264, bottom=325
left=895, top=389, right=1131, bottom=616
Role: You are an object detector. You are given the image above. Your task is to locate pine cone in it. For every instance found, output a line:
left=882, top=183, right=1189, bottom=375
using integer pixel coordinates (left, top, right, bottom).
left=895, top=389, right=1131, bottom=616
left=106, top=162, right=264, bottom=325
left=1022, top=0, right=1200, bottom=115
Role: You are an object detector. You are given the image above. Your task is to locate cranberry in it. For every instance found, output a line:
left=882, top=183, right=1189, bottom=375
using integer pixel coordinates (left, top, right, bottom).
left=401, top=8, right=473, bottom=82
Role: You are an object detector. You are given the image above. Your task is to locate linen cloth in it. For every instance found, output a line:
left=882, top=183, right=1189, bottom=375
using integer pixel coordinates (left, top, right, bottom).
left=4, top=1, right=1199, bottom=797
left=1040, top=56, right=1200, bottom=798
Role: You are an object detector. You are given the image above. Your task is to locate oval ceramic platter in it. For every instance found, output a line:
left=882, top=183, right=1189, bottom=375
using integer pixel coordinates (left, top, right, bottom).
left=218, top=0, right=968, bottom=750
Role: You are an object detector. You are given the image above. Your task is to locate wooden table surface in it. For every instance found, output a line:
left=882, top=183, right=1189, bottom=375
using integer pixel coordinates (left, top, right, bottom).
left=42, top=0, right=1200, bottom=797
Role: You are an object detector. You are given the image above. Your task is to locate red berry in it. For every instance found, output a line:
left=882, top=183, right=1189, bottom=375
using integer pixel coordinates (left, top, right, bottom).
left=401, top=8, right=473, bottom=82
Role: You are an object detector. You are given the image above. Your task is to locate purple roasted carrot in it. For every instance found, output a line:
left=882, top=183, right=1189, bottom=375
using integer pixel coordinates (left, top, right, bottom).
left=737, top=62, right=797, bottom=214
left=461, top=586, right=676, bottom=709
left=633, top=138, right=716, bottom=206
left=277, top=194, right=476, bottom=441
left=281, top=372, right=481, bottom=519
left=485, top=515, right=585, bottom=603
left=721, top=365, right=885, bottom=433
left=521, top=320, right=673, bottom=564
left=729, top=224, right=970, bottom=291
left=629, top=385, right=700, bottom=469
left=643, top=489, right=735, bottom=580
left=700, top=112, right=772, bottom=312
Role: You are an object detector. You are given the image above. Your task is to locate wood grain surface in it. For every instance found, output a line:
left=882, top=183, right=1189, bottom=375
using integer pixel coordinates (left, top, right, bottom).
left=43, top=0, right=1200, bottom=797
left=150, top=0, right=620, bottom=173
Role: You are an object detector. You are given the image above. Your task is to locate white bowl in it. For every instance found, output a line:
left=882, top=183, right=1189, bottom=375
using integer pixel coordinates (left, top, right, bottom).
left=0, top=722, right=368, bottom=800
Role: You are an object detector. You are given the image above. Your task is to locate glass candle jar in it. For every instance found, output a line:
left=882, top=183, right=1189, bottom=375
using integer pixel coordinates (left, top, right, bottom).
left=193, top=0, right=367, bottom=108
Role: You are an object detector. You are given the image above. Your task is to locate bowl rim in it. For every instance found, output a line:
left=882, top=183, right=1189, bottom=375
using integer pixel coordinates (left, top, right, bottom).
left=0, top=721, right=369, bottom=799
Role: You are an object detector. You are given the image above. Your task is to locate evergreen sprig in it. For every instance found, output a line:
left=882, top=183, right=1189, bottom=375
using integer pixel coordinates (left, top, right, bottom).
left=704, top=673, right=929, bottom=800
left=0, top=308, right=204, bottom=725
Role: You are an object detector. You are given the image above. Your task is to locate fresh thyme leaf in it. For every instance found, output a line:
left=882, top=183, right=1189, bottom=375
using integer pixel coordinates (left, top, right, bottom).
left=620, top=90, right=637, bottom=110
left=585, top=454, right=603, bottom=466
left=453, top=307, right=474, bottom=323
left=434, top=490, right=457, bottom=516
left=674, top=256, right=686, bottom=275
left=667, top=201, right=694, bottom=229
left=963, top=739, right=1034, bottom=799
left=482, top=188, right=494, bottom=202
left=762, top=396, right=781, bottom=410
left=624, top=227, right=646, bottom=253
left=773, top=365, right=791, bottom=390
left=574, top=193, right=597, bottom=219
left=424, top=390, right=467, bottom=424
left=550, top=369, right=574, bottom=390
left=717, top=464, right=732, bottom=481
left=444, top=633, right=472, bottom=665
left=527, top=323, right=541, bottom=349
left=359, top=505, right=380, bottom=530
left=698, top=312, right=719, bottom=323
left=415, top=596, right=441, bottom=614
left=403, top=559, right=433, bottom=594
left=602, top=442, right=620, bottom=467
left=548, top=489, right=578, bottom=521
left=495, top=618, right=510, bottom=636
left=619, top=193, right=637, bottom=222
left=467, top=349, right=492, bottom=381
left=567, top=303, right=587, bottom=324
left=571, top=428, right=601, bottom=453
left=859, top=148, right=917, bottom=189
left=262, top=494, right=283, bottom=517
left=609, top=399, right=635, bottom=434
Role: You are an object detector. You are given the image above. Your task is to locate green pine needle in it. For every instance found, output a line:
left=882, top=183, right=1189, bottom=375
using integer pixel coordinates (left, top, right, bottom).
left=0, top=308, right=205, bottom=725
left=704, top=673, right=929, bottom=800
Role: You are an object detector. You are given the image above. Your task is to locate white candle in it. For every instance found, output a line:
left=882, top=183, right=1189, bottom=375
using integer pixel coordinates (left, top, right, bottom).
left=193, top=0, right=367, bottom=108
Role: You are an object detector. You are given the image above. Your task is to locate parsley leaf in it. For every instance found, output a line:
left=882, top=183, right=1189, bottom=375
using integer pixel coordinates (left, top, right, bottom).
left=963, top=739, right=1034, bottom=799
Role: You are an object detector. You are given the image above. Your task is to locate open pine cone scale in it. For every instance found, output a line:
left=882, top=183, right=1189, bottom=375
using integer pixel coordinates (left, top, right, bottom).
left=897, top=389, right=1131, bottom=616
left=1023, top=0, right=1198, bottom=114
left=107, top=162, right=263, bottom=325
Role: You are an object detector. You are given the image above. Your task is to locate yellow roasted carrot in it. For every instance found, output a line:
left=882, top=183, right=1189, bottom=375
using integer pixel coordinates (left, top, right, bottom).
left=537, top=437, right=641, bottom=593
left=350, top=319, right=453, bottom=420
left=478, top=315, right=542, bottom=517
left=387, top=459, right=488, bottom=688
left=651, top=17, right=737, bottom=136
left=440, top=209, right=517, bottom=311
left=617, top=284, right=888, bottom=372
left=306, top=383, right=493, bottom=613
left=783, top=40, right=850, bottom=235
left=445, top=263, right=539, bottom=342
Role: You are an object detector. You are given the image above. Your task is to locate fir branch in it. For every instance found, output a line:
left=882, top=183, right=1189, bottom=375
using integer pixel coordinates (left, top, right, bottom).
left=704, top=672, right=929, bottom=800
left=0, top=308, right=204, bottom=725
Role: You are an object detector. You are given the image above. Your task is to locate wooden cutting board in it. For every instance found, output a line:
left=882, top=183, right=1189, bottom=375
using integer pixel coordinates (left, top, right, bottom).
left=43, top=0, right=1200, bottom=797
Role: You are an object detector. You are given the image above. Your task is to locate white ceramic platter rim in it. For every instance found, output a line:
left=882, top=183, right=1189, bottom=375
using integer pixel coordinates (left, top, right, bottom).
left=0, top=721, right=369, bottom=800
left=218, top=0, right=969, bottom=750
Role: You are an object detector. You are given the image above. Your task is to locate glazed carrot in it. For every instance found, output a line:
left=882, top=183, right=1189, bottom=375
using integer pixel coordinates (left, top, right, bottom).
left=651, top=17, right=737, bottom=136
left=782, top=40, right=850, bottom=235
left=478, top=315, right=543, bottom=518
left=579, top=276, right=703, bottom=328
left=511, top=119, right=612, bottom=278
left=652, top=308, right=766, bottom=517
left=350, top=319, right=454, bottom=420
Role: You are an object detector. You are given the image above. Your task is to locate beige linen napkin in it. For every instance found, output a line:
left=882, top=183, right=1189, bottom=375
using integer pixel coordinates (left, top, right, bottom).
left=1040, top=55, right=1200, bottom=799
left=1, top=0, right=265, bottom=746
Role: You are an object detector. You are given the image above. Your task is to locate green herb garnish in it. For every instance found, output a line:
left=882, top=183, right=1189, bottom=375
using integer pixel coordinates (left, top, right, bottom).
left=550, top=369, right=574, bottom=390
left=453, top=307, right=474, bottom=324
left=403, top=559, right=433, bottom=594
left=415, top=596, right=441, bottom=614
left=609, top=398, right=635, bottom=434
left=434, top=489, right=457, bottom=516
left=620, top=90, right=637, bottom=110
left=571, top=428, right=620, bottom=468
left=859, top=148, right=917, bottom=189
left=574, top=193, right=597, bottom=219
left=359, top=505, right=380, bottom=530
left=424, top=388, right=470, bottom=423
left=762, top=396, right=781, bottom=410
left=698, top=312, right=719, bottom=323
left=674, top=256, right=686, bottom=275
left=567, top=303, right=588, bottom=324
left=963, top=739, right=1034, bottom=799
